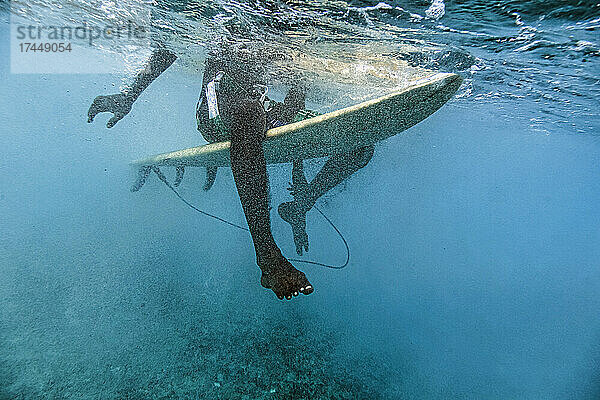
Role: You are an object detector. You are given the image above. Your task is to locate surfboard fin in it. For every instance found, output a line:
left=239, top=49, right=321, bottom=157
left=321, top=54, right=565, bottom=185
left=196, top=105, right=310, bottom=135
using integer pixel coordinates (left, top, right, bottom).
left=174, top=166, right=185, bottom=187
left=131, top=166, right=152, bottom=192
left=203, top=167, right=217, bottom=191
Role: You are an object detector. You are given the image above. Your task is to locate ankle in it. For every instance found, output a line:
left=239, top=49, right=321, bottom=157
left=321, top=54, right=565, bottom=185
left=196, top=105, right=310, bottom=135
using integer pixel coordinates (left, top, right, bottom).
left=256, top=246, right=283, bottom=270
left=294, top=194, right=315, bottom=214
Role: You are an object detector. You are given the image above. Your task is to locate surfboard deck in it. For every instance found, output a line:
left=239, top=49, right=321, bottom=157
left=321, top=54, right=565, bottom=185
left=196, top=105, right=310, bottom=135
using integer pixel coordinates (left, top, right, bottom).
left=132, top=72, right=462, bottom=168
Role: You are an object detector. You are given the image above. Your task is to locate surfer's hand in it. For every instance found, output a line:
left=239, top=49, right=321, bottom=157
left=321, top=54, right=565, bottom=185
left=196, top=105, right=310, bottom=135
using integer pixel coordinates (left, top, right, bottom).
left=87, top=93, right=133, bottom=128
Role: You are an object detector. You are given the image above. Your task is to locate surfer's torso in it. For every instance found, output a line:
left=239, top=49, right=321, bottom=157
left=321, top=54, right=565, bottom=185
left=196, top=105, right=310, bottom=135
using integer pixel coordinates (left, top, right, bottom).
left=195, top=49, right=314, bottom=144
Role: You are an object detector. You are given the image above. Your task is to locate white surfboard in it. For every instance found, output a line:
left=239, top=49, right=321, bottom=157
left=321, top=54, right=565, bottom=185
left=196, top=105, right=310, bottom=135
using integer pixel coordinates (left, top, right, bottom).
left=132, top=72, right=462, bottom=168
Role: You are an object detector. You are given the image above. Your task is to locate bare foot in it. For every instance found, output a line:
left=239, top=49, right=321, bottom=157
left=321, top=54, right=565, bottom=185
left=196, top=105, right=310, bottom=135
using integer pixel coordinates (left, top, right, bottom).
left=258, top=251, right=313, bottom=300
left=278, top=201, right=309, bottom=256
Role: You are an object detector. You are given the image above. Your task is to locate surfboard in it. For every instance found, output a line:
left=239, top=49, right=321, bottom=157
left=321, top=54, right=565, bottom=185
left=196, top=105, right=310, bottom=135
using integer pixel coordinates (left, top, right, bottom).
left=132, top=72, right=462, bottom=168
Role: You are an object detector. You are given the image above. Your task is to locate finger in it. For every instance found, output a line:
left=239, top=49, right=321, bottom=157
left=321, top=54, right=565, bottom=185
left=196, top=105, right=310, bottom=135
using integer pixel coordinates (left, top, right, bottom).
left=293, top=292, right=298, bottom=297
left=106, top=113, right=124, bottom=128
left=295, top=241, right=303, bottom=256
left=87, top=104, right=99, bottom=123
left=286, top=294, right=292, bottom=300
left=87, top=97, right=106, bottom=122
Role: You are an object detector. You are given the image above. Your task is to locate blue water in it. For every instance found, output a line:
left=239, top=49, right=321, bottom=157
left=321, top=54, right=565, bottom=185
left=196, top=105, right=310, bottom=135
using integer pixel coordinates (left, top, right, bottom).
left=1, top=1, right=599, bottom=399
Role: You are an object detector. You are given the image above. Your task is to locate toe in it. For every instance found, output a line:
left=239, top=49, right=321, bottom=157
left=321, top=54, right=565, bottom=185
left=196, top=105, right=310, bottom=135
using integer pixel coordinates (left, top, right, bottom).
left=302, top=285, right=314, bottom=295
left=273, top=287, right=284, bottom=300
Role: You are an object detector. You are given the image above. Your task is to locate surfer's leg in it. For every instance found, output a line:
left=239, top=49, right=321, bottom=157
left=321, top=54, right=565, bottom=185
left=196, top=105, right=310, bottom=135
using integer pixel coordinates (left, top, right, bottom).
left=307, top=145, right=374, bottom=200
left=229, top=97, right=313, bottom=300
left=279, top=145, right=374, bottom=255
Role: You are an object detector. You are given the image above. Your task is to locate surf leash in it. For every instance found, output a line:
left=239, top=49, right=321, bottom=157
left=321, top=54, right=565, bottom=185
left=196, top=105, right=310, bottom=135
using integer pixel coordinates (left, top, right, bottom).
left=289, top=206, right=349, bottom=270
left=150, top=166, right=350, bottom=270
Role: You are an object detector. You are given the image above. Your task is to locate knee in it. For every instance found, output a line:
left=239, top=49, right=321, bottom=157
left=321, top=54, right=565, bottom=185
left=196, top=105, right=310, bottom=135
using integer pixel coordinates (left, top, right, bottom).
left=352, top=145, right=374, bottom=169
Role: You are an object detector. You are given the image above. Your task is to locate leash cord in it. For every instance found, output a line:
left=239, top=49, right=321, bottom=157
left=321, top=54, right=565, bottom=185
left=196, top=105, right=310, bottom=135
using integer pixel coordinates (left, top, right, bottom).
left=288, top=206, right=349, bottom=269
left=151, top=166, right=349, bottom=270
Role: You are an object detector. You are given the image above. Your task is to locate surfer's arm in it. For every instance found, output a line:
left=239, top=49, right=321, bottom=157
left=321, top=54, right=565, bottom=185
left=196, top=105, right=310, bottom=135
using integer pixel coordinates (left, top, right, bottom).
left=87, top=48, right=177, bottom=128
left=122, top=48, right=177, bottom=102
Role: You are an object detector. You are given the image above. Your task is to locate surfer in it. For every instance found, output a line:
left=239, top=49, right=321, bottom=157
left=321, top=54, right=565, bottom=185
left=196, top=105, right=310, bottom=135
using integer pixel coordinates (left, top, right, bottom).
left=87, top=47, right=373, bottom=300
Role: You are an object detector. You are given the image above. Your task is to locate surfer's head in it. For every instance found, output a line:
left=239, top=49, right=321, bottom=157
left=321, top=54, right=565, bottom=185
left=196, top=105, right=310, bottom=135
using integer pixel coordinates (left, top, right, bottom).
left=283, top=84, right=306, bottom=111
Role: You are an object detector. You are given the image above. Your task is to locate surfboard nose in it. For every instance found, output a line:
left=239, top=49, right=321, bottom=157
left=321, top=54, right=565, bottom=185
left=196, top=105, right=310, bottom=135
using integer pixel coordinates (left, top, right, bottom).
left=441, top=72, right=464, bottom=92
left=419, top=72, right=463, bottom=96
left=411, top=72, right=463, bottom=118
